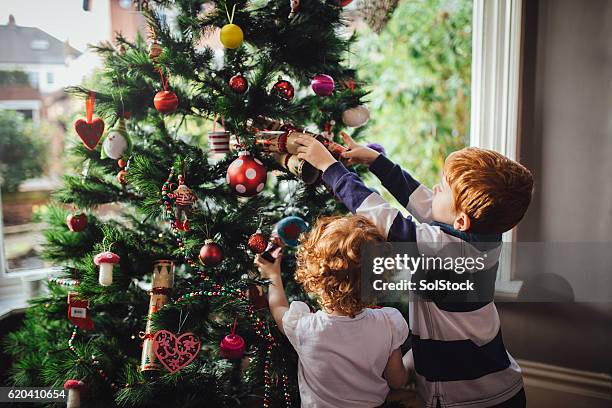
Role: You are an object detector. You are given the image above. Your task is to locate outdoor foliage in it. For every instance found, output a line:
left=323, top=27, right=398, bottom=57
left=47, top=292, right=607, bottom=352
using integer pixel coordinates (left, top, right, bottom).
left=355, top=0, right=472, bottom=187
left=0, top=110, right=47, bottom=192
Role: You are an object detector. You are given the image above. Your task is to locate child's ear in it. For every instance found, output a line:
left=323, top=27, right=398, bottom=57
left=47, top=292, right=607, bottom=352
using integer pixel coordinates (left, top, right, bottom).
left=453, top=212, right=471, bottom=232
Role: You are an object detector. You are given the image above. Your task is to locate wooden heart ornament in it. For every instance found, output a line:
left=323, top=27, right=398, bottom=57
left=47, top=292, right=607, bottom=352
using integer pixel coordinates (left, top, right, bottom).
left=74, top=118, right=105, bottom=150
left=153, top=330, right=200, bottom=373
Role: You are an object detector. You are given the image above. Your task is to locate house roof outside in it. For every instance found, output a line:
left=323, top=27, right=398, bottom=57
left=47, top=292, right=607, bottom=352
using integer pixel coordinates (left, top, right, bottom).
left=0, top=15, right=81, bottom=65
left=0, top=85, right=40, bottom=101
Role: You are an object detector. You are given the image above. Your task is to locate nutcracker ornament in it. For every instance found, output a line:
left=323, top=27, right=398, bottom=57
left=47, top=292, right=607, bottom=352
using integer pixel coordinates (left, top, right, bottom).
left=141, top=260, right=175, bottom=372
left=74, top=91, right=104, bottom=150
left=167, top=175, right=197, bottom=231
left=226, top=151, right=267, bottom=197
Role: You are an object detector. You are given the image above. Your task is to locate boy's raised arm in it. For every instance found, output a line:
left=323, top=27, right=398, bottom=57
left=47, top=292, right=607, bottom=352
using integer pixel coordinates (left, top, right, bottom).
left=340, top=132, right=434, bottom=224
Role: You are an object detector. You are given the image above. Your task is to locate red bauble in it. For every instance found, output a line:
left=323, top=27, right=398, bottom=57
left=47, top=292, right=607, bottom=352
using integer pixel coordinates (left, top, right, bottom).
left=247, top=230, right=267, bottom=253
left=219, top=334, right=245, bottom=359
left=229, top=74, right=248, bottom=94
left=66, top=213, right=88, bottom=232
left=154, top=90, right=179, bottom=114
left=199, top=239, right=224, bottom=267
left=226, top=151, right=267, bottom=197
left=117, top=169, right=128, bottom=185
left=271, top=78, right=295, bottom=101
left=117, top=158, right=127, bottom=168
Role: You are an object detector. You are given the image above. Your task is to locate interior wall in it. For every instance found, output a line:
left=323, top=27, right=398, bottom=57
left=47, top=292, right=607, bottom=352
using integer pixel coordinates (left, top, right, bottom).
left=498, top=0, right=612, bottom=375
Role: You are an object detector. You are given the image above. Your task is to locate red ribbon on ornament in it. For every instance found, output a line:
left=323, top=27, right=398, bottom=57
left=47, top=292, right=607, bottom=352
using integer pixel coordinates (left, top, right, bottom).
left=158, top=68, right=169, bottom=91
left=85, top=91, right=96, bottom=123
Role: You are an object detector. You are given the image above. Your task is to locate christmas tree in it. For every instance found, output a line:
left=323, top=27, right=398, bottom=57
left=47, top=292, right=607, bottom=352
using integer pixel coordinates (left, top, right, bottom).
left=4, top=1, right=372, bottom=407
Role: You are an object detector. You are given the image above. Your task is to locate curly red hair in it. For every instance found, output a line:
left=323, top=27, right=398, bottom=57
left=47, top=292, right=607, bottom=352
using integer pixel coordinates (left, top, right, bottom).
left=295, top=215, right=385, bottom=317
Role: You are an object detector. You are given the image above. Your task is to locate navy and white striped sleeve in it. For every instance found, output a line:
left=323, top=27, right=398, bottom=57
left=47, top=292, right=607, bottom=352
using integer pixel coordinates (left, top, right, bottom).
left=368, top=154, right=434, bottom=223
left=322, top=161, right=418, bottom=242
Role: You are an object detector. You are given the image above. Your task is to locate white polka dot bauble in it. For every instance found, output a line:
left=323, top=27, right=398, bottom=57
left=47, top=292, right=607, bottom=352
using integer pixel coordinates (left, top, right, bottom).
left=226, top=151, right=267, bottom=197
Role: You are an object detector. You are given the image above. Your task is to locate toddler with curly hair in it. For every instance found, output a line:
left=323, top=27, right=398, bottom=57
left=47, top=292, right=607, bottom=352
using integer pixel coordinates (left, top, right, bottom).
left=255, top=214, right=409, bottom=408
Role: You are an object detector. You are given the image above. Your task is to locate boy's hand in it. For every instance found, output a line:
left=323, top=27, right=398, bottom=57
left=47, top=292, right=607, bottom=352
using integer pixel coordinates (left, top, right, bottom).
left=254, top=253, right=283, bottom=280
left=294, top=136, right=337, bottom=172
left=339, top=132, right=380, bottom=166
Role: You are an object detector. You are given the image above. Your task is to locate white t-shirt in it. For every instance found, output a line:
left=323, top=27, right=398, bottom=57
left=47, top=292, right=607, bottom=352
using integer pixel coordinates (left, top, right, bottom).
left=282, top=301, right=409, bottom=408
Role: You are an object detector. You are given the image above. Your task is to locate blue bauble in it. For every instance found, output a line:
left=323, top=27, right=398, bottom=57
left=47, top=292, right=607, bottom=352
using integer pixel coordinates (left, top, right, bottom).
left=276, top=216, right=308, bottom=247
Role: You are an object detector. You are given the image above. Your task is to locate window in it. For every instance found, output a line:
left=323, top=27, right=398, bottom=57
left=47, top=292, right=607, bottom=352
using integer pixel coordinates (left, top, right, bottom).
left=26, top=71, right=38, bottom=89
left=46, top=72, right=54, bottom=85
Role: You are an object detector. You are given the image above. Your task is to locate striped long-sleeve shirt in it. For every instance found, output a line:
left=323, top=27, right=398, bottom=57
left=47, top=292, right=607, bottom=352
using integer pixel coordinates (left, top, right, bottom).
left=321, top=155, right=524, bottom=408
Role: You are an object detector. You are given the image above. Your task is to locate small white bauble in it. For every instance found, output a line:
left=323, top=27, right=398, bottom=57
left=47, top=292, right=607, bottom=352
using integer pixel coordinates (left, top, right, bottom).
left=103, top=130, right=128, bottom=159
left=342, top=105, right=370, bottom=128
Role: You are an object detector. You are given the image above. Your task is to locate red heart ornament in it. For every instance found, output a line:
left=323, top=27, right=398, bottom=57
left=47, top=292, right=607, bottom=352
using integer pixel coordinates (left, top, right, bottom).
left=153, top=330, right=200, bottom=373
left=74, top=118, right=105, bottom=150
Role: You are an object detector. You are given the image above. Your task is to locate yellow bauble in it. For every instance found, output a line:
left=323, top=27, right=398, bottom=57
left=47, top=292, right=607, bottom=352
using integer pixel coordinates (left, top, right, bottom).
left=220, top=24, right=244, bottom=49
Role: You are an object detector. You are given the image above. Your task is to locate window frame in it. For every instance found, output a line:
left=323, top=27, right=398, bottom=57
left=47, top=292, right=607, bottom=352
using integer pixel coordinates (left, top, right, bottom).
left=470, top=0, right=525, bottom=297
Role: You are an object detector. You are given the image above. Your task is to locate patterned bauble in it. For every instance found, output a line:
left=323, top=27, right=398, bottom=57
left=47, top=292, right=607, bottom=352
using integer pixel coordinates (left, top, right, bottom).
left=311, top=74, right=335, bottom=96
left=66, top=213, right=88, bottom=232
left=226, top=151, right=267, bottom=197
left=271, top=78, right=295, bottom=101
left=277, top=215, right=308, bottom=247
left=219, top=333, right=245, bottom=359
left=199, top=239, right=224, bottom=267
left=154, top=90, right=179, bottom=114
left=247, top=230, right=267, bottom=253
left=229, top=74, right=248, bottom=94
left=342, top=105, right=370, bottom=128
left=220, top=23, right=244, bottom=49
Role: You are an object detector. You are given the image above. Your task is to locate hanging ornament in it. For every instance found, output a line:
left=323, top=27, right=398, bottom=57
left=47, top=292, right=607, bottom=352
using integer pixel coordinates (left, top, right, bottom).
left=311, top=74, right=335, bottom=96
left=167, top=175, right=197, bottom=231
left=102, top=119, right=132, bottom=160
left=149, top=40, right=163, bottom=60
left=118, top=158, right=127, bottom=168
left=208, top=130, right=231, bottom=154
left=226, top=151, right=267, bottom=197
left=74, top=91, right=104, bottom=150
left=154, top=90, right=179, bottom=114
left=229, top=73, right=248, bottom=94
left=67, top=292, right=94, bottom=331
left=66, top=213, right=88, bottom=232
left=154, top=69, right=179, bottom=114
left=153, top=330, right=201, bottom=373
left=141, top=260, right=174, bottom=372
left=288, top=0, right=300, bottom=18
left=220, top=3, right=243, bottom=49
left=359, top=0, right=400, bottom=34
left=219, top=319, right=245, bottom=359
left=342, top=105, right=370, bottom=128
left=199, top=239, right=224, bottom=267
left=276, top=216, right=308, bottom=247
left=117, top=169, right=128, bottom=185
left=64, top=380, right=85, bottom=408
left=247, top=230, right=267, bottom=253
left=271, top=77, right=295, bottom=101
left=93, top=251, right=120, bottom=286
left=337, top=0, right=354, bottom=6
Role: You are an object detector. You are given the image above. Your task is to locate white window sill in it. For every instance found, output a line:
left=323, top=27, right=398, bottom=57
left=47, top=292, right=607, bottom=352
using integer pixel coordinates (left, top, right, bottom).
left=0, top=267, right=59, bottom=320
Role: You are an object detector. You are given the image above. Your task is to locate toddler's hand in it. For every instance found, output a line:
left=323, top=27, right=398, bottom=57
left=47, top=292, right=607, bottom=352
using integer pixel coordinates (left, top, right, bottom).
left=254, top=252, right=283, bottom=279
left=339, top=132, right=380, bottom=166
left=294, top=136, right=338, bottom=171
